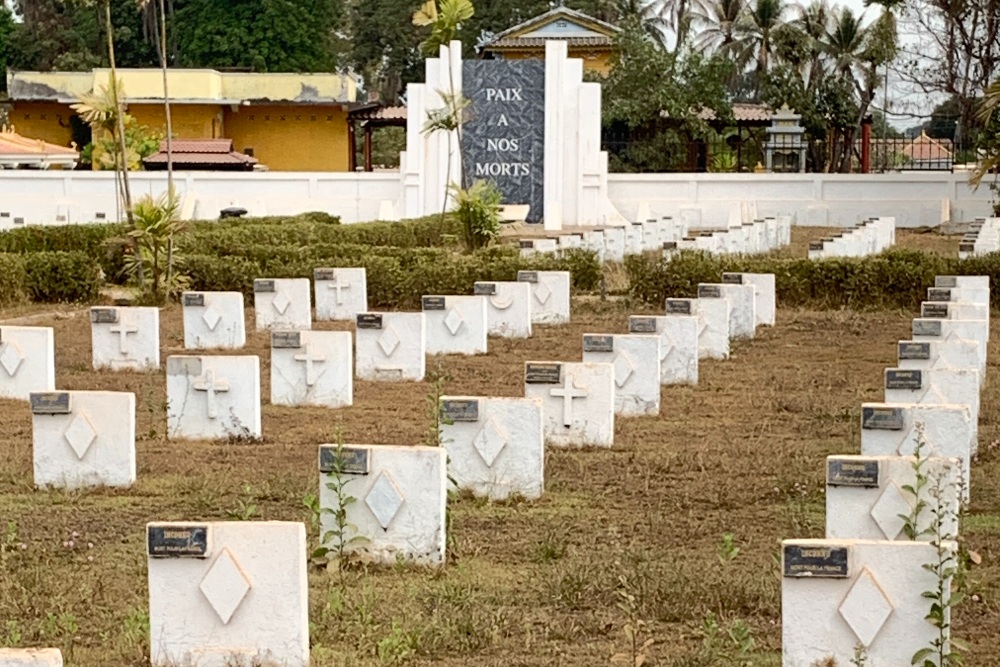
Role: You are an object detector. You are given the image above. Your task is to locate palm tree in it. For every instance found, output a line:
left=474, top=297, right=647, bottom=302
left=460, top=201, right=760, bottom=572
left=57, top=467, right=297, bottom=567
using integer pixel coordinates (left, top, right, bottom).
left=644, top=0, right=692, bottom=50
left=735, top=0, right=785, bottom=85
left=794, top=0, right=832, bottom=88
left=691, top=0, right=748, bottom=58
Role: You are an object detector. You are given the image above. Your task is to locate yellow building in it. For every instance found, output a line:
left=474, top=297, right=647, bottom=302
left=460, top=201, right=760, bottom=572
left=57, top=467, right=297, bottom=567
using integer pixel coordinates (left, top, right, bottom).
left=5, top=68, right=360, bottom=171
left=481, top=6, right=620, bottom=76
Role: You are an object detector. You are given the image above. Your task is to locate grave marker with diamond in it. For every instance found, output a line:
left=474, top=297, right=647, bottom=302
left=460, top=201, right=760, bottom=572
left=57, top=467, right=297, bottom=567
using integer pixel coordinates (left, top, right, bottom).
left=676, top=294, right=730, bottom=360
left=581, top=333, right=661, bottom=416
left=440, top=396, right=544, bottom=500
left=524, top=361, right=615, bottom=447
left=270, top=330, right=352, bottom=408
left=723, top=272, right=776, bottom=327
left=422, top=295, right=488, bottom=355
left=181, top=291, right=247, bottom=349
left=314, top=267, right=368, bottom=321
left=703, top=282, right=755, bottom=340
left=253, top=278, right=311, bottom=331
left=896, top=338, right=979, bottom=375
left=166, top=356, right=261, bottom=440
left=473, top=281, right=532, bottom=338
left=31, top=390, right=135, bottom=489
left=355, top=312, right=426, bottom=381
left=147, top=521, right=308, bottom=667
left=90, top=306, right=160, bottom=371
left=517, top=270, right=570, bottom=324
left=629, top=314, right=698, bottom=385
left=318, top=444, right=447, bottom=565
left=0, top=326, right=55, bottom=400
left=883, top=367, right=980, bottom=458
left=782, top=539, right=954, bottom=667
left=911, top=317, right=987, bottom=375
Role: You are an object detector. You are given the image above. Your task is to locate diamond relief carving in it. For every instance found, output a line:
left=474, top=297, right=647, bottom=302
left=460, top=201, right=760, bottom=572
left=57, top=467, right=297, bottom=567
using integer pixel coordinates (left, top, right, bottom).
left=444, top=307, right=465, bottom=335
left=472, top=416, right=508, bottom=467
left=202, top=305, right=222, bottom=331
left=366, top=471, right=404, bottom=529
left=199, top=548, right=252, bottom=625
left=534, top=281, right=552, bottom=305
left=271, top=290, right=291, bottom=315
left=895, top=425, right=919, bottom=456
left=378, top=326, right=401, bottom=356
left=612, top=353, right=635, bottom=388
left=838, top=567, right=894, bottom=647
left=0, top=341, right=24, bottom=376
left=64, top=410, right=97, bottom=460
left=870, top=483, right=912, bottom=540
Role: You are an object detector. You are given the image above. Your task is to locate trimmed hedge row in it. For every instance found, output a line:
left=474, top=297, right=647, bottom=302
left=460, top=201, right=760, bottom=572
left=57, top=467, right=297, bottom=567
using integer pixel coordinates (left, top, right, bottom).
left=0, top=251, right=103, bottom=305
left=625, top=248, right=1000, bottom=310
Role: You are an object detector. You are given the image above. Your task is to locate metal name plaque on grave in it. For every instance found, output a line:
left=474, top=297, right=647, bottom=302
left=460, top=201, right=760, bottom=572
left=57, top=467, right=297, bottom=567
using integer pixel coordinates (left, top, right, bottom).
left=422, top=296, right=446, bottom=311
left=666, top=299, right=693, bottom=315
left=313, top=268, right=336, bottom=281
left=462, top=59, right=545, bottom=223
left=808, top=241, right=824, bottom=251
left=886, top=369, right=922, bottom=390
left=271, top=331, right=302, bottom=348
left=913, top=320, right=943, bottom=337
left=898, top=342, right=931, bottom=360
left=959, top=242, right=975, bottom=252
left=519, top=240, right=534, bottom=249
left=698, top=285, right=722, bottom=298
left=722, top=273, right=744, bottom=285
left=826, top=458, right=880, bottom=487
left=928, top=288, right=952, bottom=302
left=253, top=279, right=276, bottom=293
left=629, top=317, right=657, bottom=333
left=936, top=276, right=958, bottom=288
left=921, top=303, right=949, bottom=318
left=441, top=399, right=480, bottom=422
left=783, top=544, right=849, bottom=578
left=318, top=446, right=370, bottom=475
left=356, top=313, right=383, bottom=329
left=525, top=362, right=561, bottom=384
left=147, top=524, right=209, bottom=558
left=517, top=271, right=539, bottom=283
left=182, top=293, right=205, bottom=307
left=663, top=241, right=678, bottom=250
left=30, top=392, right=71, bottom=414
left=583, top=335, right=614, bottom=353
left=90, top=307, right=119, bottom=324
left=474, top=283, right=497, bottom=296
left=862, top=406, right=905, bottom=430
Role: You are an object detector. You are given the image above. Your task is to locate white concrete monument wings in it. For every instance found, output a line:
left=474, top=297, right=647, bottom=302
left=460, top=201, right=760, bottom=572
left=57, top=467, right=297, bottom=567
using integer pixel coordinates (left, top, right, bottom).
left=30, top=390, right=136, bottom=489
left=355, top=312, right=426, bottom=381
left=0, top=326, right=55, bottom=400
left=146, top=521, right=309, bottom=667
left=629, top=313, right=698, bottom=385
left=518, top=270, right=570, bottom=324
left=270, top=330, right=352, bottom=408
left=166, top=356, right=261, bottom=440
left=314, top=267, right=368, bottom=321
left=318, top=444, right=447, bottom=565
left=474, top=281, right=532, bottom=338
left=422, top=295, right=488, bottom=355
left=90, top=306, right=160, bottom=370
left=182, top=291, right=247, bottom=349
left=253, top=278, right=311, bottom=331
left=581, top=333, right=661, bottom=416
left=524, top=361, right=615, bottom=448
left=440, top=396, right=544, bottom=500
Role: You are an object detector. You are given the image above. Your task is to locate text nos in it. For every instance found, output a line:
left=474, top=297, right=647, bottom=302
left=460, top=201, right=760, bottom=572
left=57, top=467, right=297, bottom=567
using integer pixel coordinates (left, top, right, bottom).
left=475, top=162, right=531, bottom=177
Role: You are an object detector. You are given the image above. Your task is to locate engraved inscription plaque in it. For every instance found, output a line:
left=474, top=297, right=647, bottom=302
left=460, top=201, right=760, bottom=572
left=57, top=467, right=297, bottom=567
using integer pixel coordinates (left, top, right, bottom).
left=356, top=313, right=383, bottom=329
left=698, top=285, right=722, bottom=298
left=629, top=317, right=657, bottom=333
left=666, top=299, right=693, bottom=315
left=886, top=369, right=922, bottom=390
left=474, top=283, right=497, bottom=296
left=147, top=524, right=209, bottom=558
left=30, top=392, right=71, bottom=414
left=313, top=268, right=336, bottom=281
left=722, top=273, right=743, bottom=285
left=827, top=458, right=880, bottom=487
left=90, top=307, right=119, bottom=324
left=318, top=446, right=370, bottom=474
left=582, top=334, right=614, bottom=353
left=783, top=544, right=849, bottom=578
left=517, top=271, right=539, bottom=283
left=422, top=296, right=446, bottom=311
left=912, top=320, right=942, bottom=337
left=270, top=331, right=302, bottom=348
left=182, top=293, right=205, bottom=307
left=441, top=399, right=480, bottom=422
left=898, top=342, right=931, bottom=360
left=525, top=362, right=561, bottom=384
left=253, top=279, right=276, bottom=293
left=861, top=406, right=905, bottom=430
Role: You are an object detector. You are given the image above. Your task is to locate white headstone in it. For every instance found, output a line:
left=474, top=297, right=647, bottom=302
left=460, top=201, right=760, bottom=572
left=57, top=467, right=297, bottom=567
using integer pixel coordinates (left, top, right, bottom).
left=705, top=282, right=755, bottom=339
left=147, top=521, right=308, bottom=667
left=270, top=330, right=352, bottom=408
left=0, top=649, right=63, bottom=667
left=422, top=295, right=488, bottom=355
left=31, top=390, right=135, bottom=489
left=182, top=292, right=247, bottom=350
left=581, top=333, right=660, bottom=416
left=440, top=396, right=544, bottom=500
left=782, top=539, right=954, bottom=667
left=166, top=356, right=262, bottom=440
left=625, top=222, right=644, bottom=255
left=912, top=318, right=986, bottom=375
left=883, top=367, right=980, bottom=459
left=825, top=455, right=961, bottom=541
left=524, top=361, right=615, bottom=447
left=0, top=326, right=55, bottom=401
left=673, top=294, right=730, bottom=360
left=935, top=275, right=989, bottom=304
left=518, top=270, right=570, bottom=325
left=253, top=278, right=312, bottom=331
left=355, top=312, right=426, bottom=381
left=859, top=402, right=972, bottom=501
left=314, top=267, right=368, bottom=321
left=897, top=339, right=979, bottom=374
left=725, top=273, right=776, bottom=327
left=473, top=281, right=532, bottom=338
left=602, top=226, right=626, bottom=262
left=629, top=313, right=698, bottom=385
left=90, top=306, right=160, bottom=371
left=318, top=444, right=446, bottom=565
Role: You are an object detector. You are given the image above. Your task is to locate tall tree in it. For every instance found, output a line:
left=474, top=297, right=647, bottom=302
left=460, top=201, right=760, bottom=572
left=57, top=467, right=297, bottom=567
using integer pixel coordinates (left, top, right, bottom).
left=347, top=0, right=424, bottom=103
left=735, top=0, right=785, bottom=89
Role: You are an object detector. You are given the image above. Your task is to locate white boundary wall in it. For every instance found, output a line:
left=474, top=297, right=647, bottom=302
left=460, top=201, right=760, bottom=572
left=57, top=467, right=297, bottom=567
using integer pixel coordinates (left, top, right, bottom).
left=0, top=170, right=992, bottom=229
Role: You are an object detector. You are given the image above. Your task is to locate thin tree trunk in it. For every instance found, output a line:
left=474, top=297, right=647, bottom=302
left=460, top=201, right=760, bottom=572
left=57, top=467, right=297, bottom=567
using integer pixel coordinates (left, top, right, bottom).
left=158, top=0, right=173, bottom=192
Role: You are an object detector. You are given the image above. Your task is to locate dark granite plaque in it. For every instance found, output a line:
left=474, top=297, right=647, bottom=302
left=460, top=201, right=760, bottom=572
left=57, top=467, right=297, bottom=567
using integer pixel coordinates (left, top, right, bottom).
left=253, top=279, right=275, bottom=293
left=913, top=319, right=942, bottom=337
left=808, top=241, right=824, bottom=251
left=921, top=303, right=949, bottom=318
left=886, top=369, right=922, bottom=390
left=318, top=445, right=370, bottom=474
left=783, top=544, right=849, bottom=578
left=827, top=458, right=880, bottom=487
left=13, top=217, right=24, bottom=225
left=722, top=273, right=743, bottom=285
left=666, top=299, right=693, bottom=314
left=663, top=241, right=678, bottom=250
left=271, top=331, right=302, bottom=348
left=474, top=283, right=497, bottom=296
left=90, top=307, right=119, bottom=324
left=462, top=59, right=545, bottom=222
left=525, top=362, right=561, bottom=384
left=441, top=399, right=479, bottom=422
left=519, top=240, right=534, bottom=249
left=928, top=288, right=952, bottom=302
left=30, top=392, right=71, bottom=414
left=356, top=313, right=383, bottom=329
left=0, top=212, right=7, bottom=218
left=698, top=285, right=722, bottom=298
left=182, top=293, right=205, bottom=307
left=583, top=334, right=614, bottom=352
left=422, top=296, right=446, bottom=311
left=862, top=405, right=905, bottom=430
left=936, top=276, right=958, bottom=288
left=313, top=268, right=336, bottom=281
left=147, top=524, right=209, bottom=558
left=95, top=212, right=106, bottom=221
left=959, top=242, right=975, bottom=252
left=517, top=270, right=539, bottom=284
left=629, top=316, right=657, bottom=333
left=898, top=341, right=931, bottom=360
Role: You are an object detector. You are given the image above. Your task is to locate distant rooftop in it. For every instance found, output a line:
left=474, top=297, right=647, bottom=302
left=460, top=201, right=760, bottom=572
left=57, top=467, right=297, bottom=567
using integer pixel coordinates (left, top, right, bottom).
left=143, top=138, right=258, bottom=171
left=482, top=6, right=620, bottom=52
left=0, top=125, right=78, bottom=168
